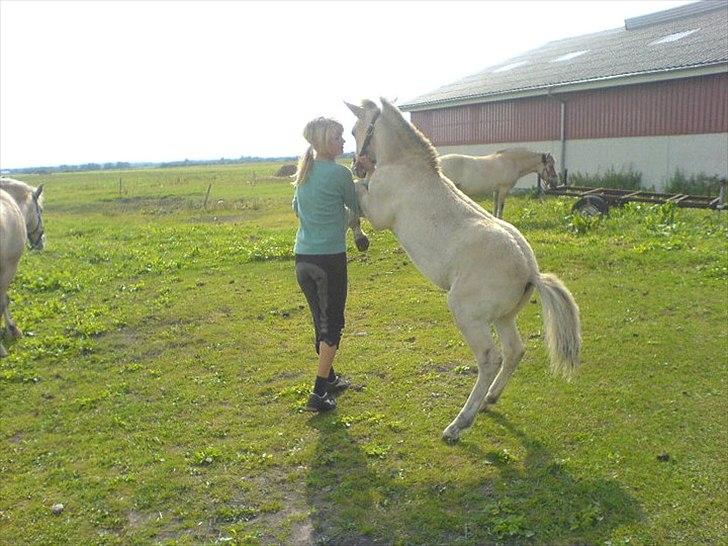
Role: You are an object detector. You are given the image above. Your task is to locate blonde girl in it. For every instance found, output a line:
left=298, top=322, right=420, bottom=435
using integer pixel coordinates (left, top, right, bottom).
left=292, top=117, right=359, bottom=411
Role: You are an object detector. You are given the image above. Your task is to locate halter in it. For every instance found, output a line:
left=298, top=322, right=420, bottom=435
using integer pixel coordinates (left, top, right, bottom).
left=352, top=112, right=379, bottom=178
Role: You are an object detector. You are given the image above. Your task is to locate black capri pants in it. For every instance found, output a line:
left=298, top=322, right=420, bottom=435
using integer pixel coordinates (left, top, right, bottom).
left=295, top=253, right=347, bottom=354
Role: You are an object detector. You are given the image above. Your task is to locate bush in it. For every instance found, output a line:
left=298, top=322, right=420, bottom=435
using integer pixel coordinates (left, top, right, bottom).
left=568, top=166, right=642, bottom=190
left=665, top=169, right=723, bottom=196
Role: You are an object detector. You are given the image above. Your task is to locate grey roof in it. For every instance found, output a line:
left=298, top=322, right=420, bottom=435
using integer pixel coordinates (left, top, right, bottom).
left=401, top=0, right=728, bottom=111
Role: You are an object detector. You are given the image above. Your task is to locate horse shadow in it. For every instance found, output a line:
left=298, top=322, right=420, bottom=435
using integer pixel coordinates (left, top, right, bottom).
left=304, top=411, right=641, bottom=545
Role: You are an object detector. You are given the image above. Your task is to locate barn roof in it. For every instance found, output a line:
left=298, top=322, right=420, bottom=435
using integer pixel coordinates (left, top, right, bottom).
left=400, top=0, right=728, bottom=111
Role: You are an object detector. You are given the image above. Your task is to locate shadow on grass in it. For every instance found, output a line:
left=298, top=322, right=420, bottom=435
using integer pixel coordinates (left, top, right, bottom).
left=305, top=411, right=641, bottom=545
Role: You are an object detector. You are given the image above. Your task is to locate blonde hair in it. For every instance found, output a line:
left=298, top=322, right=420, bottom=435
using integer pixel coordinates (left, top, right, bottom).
left=293, top=117, right=343, bottom=186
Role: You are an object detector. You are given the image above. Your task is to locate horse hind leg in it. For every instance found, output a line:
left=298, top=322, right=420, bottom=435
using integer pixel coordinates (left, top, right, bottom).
left=3, top=294, right=21, bottom=340
left=479, top=317, right=524, bottom=412
left=442, top=301, right=503, bottom=442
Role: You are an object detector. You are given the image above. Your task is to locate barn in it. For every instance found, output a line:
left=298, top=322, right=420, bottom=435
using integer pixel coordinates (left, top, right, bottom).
left=400, top=0, right=728, bottom=191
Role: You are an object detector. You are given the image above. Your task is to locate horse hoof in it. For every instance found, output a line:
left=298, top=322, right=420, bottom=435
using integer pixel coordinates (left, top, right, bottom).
left=442, top=426, right=460, bottom=443
left=7, top=325, right=22, bottom=340
left=0, top=345, right=7, bottom=358
left=355, top=236, right=370, bottom=252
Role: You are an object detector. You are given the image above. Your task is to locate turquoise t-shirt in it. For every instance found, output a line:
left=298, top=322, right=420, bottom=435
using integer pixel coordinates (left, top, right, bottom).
left=292, top=160, right=359, bottom=255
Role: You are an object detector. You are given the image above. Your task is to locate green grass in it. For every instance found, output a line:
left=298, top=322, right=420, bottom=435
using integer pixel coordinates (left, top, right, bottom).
left=1, top=164, right=726, bottom=545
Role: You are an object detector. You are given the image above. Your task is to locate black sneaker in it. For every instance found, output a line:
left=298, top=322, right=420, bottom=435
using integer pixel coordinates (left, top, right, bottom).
left=306, top=391, right=337, bottom=412
left=327, top=374, right=351, bottom=393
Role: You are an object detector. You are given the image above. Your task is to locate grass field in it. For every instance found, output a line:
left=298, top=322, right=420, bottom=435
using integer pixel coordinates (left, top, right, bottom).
left=1, top=163, right=726, bottom=545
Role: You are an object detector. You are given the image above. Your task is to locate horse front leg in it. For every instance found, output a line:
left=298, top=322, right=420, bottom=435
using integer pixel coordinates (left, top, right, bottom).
left=346, top=206, right=369, bottom=252
left=491, top=189, right=500, bottom=218
left=354, top=180, right=393, bottom=231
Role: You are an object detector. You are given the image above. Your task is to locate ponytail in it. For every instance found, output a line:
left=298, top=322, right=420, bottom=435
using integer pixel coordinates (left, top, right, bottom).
left=294, top=145, right=315, bottom=186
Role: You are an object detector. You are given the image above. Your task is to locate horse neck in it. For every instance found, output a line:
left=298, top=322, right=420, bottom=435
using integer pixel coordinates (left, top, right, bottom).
left=372, top=121, right=429, bottom=171
left=4, top=188, right=32, bottom=223
left=510, top=152, right=542, bottom=178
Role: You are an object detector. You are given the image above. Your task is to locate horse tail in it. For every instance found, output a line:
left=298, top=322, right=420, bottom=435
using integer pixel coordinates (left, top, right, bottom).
left=533, top=273, right=581, bottom=379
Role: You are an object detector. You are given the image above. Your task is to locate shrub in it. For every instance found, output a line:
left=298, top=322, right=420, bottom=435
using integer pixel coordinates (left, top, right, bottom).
left=569, top=166, right=642, bottom=190
left=665, top=169, right=724, bottom=196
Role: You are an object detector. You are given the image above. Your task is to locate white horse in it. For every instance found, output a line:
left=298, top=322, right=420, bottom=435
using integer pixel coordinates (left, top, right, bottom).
left=0, top=177, right=45, bottom=357
left=346, top=99, right=581, bottom=442
left=439, top=149, right=558, bottom=218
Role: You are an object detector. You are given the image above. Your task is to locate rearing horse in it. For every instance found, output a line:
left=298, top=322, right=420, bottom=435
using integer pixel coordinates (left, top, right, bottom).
left=346, top=99, right=581, bottom=442
left=440, top=149, right=558, bottom=218
left=0, top=177, right=45, bottom=357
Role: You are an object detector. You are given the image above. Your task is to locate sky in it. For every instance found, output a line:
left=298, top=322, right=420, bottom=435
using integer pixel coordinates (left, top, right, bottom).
left=0, top=0, right=697, bottom=169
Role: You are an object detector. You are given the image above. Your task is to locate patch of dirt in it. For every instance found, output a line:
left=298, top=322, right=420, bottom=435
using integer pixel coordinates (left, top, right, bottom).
left=7, top=432, right=24, bottom=444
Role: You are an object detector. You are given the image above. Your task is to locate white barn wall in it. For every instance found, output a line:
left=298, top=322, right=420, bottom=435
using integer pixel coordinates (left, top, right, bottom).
left=437, top=133, right=728, bottom=191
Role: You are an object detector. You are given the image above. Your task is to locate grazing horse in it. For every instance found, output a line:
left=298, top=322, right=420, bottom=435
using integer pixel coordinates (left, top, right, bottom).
left=439, top=149, right=558, bottom=218
left=346, top=99, right=581, bottom=441
left=0, top=177, right=45, bottom=357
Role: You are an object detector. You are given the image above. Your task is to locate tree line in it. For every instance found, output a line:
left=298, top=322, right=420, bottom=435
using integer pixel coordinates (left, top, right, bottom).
left=4, top=156, right=299, bottom=175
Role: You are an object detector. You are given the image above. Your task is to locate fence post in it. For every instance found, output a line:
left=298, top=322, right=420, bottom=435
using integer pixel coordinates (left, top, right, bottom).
left=203, top=183, right=212, bottom=209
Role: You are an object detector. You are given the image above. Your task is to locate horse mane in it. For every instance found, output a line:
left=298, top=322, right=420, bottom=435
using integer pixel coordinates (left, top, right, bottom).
left=379, top=98, right=440, bottom=175
left=0, top=177, right=43, bottom=206
left=495, top=147, right=545, bottom=163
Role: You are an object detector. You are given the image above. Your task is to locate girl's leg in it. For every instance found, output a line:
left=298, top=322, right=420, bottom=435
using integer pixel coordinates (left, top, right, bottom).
left=317, top=341, right=337, bottom=381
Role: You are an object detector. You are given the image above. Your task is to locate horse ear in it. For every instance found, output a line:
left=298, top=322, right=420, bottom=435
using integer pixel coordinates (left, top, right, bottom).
left=379, top=97, right=400, bottom=119
left=34, top=184, right=44, bottom=198
left=344, top=101, right=365, bottom=119
left=380, top=97, right=395, bottom=109
left=541, top=154, right=547, bottom=163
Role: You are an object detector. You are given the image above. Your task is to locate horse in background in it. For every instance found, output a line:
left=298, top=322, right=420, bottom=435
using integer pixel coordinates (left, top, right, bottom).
left=0, top=177, right=45, bottom=357
left=346, top=98, right=580, bottom=442
left=439, top=149, right=558, bottom=218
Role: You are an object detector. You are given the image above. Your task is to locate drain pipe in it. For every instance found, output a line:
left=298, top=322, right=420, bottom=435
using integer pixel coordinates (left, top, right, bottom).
left=548, top=89, right=566, bottom=184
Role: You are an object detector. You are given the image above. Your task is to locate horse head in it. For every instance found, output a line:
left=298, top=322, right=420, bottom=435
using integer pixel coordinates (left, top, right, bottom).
left=539, top=153, right=559, bottom=188
left=345, top=100, right=381, bottom=178
left=26, top=185, right=45, bottom=250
